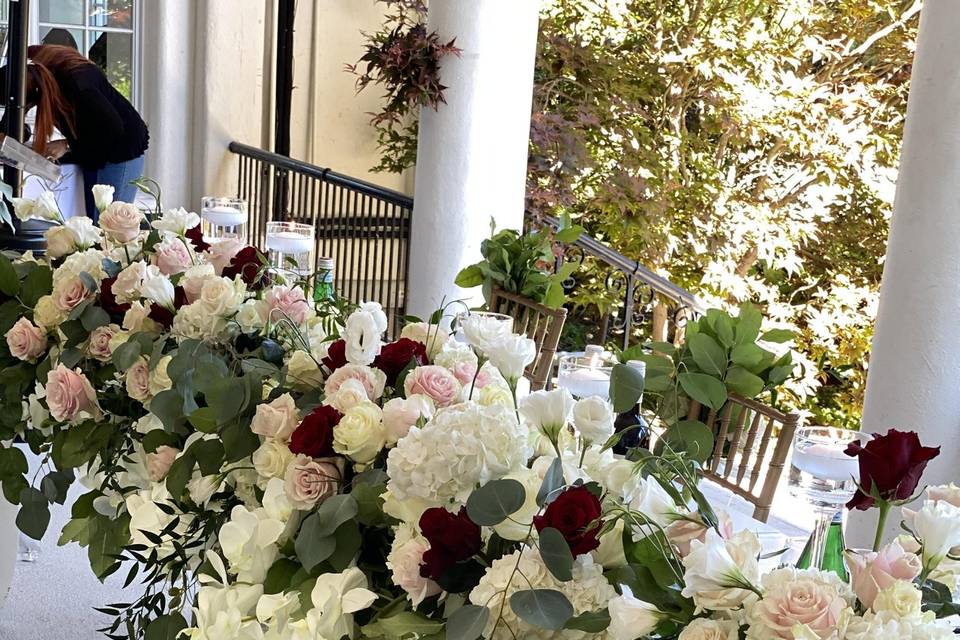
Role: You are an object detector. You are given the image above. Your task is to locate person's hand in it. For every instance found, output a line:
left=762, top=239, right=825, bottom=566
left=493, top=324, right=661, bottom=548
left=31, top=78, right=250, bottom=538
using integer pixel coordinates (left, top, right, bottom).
left=43, top=139, right=69, bottom=161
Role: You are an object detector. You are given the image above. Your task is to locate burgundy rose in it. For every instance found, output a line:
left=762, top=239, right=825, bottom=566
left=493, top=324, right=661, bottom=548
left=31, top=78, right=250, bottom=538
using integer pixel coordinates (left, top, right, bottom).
left=147, top=286, right=188, bottom=328
left=845, top=428, right=940, bottom=511
left=99, top=277, right=130, bottom=316
left=222, top=246, right=267, bottom=289
left=289, top=405, right=342, bottom=458
left=374, top=338, right=428, bottom=386
left=185, top=223, right=210, bottom=253
left=322, top=339, right=347, bottom=373
left=533, top=486, right=603, bottom=555
left=419, top=507, right=482, bottom=581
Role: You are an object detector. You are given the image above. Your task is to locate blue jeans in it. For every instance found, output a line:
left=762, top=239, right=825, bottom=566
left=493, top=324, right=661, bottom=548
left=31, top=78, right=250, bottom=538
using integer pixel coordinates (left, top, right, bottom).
left=82, top=155, right=146, bottom=222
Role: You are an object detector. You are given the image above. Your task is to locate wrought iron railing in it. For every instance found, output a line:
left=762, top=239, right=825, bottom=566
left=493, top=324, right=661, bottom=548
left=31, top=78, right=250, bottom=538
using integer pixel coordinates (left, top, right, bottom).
left=230, top=141, right=413, bottom=335
left=228, top=142, right=702, bottom=348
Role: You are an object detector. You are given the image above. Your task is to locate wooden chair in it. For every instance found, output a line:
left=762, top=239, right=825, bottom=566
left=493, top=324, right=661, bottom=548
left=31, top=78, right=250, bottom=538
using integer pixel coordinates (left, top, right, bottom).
left=685, top=394, right=801, bottom=522
left=488, top=288, right=567, bottom=391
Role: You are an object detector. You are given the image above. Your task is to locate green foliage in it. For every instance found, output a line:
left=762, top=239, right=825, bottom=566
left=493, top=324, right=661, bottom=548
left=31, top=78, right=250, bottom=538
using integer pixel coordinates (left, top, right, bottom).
left=465, top=478, right=526, bottom=526
left=510, top=589, right=574, bottom=630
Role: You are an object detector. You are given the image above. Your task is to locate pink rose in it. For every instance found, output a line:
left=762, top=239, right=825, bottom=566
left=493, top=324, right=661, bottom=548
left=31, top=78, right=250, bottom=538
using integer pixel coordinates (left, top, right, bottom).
left=382, top=395, right=435, bottom=444
left=750, top=569, right=849, bottom=639
left=125, top=357, right=152, bottom=402
left=99, top=201, right=143, bottom=243
left=87, top=324, right=120, bottom=362
left=146, top=446, right=180, bottom=482
left=45, top=364, right=100, bottom=423
left=52, top=276, right=90, bottom=312
left=152, top=238, right=194, bottom=275
left=846, top=540, right=922, bottom=609
left=388, top=535, right=442, bottom=606
left=324, top=364, right=386, bottom=402
left=404, top=365, right=462, bottom=407
left=204, top=238, right=243, bottom=275
left=260, top=285, right=311, bottom=325
left=449, top=361, right=491, bottom=388
left=250, top=393, right=300, bottom=441
left=283, top=454, right=344, bottom=509
left=667, top=510, right=734, bottom=558
left=5, top=317, right=47, bottom=361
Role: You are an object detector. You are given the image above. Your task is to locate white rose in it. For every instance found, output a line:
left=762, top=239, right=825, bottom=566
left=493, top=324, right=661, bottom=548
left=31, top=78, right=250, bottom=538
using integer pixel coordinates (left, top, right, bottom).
left=382, top=395, right=434, bottom=445
left=486, top=334, right=537, bottom=381
left=148, top=355, right=173, bottom=396
left=678, top=618, right=739, bottom=640
left=286, top=350, right=324, bottom=391
left=903, top=500, right=960, bottom=571
left=33, top=295, right=65, bottom=330
left=326, top=378, right=370, bottom=414
left=113, top=261, right=148, bottom=303
left=123, top=301, right=161, bottom=333
left=197, top=276, right=246, bottom=317
left=520, top=388, right=575, bottom=443
left=252, top=439, right=295, bottom=481
left=250, top=393, right=300, bottom=442
left=872, top=581, right=923, bottom=619
left=236, top=299, right=264, bottom=333
left=152, top=206, right=200, bottom=236
left=64, top=216, right=102, bottom=248
left=92, top=184, right=114, bottom=211
left=399, top=322, right=448, bottom=359
left=607, top=585, right=665, bottom=640
left=476, top=382, right=514, bottom=408
left=139, top=265, right=175, bottom=309
left=681, top=530, right=761, bottom=611
left=45, top=225, right=77, bottom=259
left=333, top=401, right=386, bottom=465
left=573, top=396, right=615, bottom=442
left=180, top=263, right=216, bottom=303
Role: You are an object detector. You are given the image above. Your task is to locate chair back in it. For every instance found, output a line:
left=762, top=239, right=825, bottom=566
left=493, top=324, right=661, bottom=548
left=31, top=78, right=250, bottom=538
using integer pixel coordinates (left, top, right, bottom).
left=488, top=288, right=567, bottom=391
left=686, top=394, right=800, bottom=522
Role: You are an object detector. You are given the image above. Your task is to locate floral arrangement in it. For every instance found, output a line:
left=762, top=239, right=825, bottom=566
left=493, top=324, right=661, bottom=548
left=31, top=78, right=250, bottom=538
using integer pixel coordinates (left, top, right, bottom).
left=0, top=188, right=957, bottom=640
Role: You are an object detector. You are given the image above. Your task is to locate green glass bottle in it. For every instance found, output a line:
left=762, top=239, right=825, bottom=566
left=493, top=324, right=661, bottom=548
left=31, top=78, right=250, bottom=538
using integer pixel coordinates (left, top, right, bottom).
left=796, top=511, right=848, bottom=581
left=313, top=257, right=336, bottom=304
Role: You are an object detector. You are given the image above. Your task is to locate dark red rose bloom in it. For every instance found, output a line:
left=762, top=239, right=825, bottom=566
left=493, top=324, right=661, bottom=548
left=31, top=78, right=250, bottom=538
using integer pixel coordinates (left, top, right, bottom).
left=185, top=223, right=210, bottom=253
left=322, top=339, right=347, bottom=373
left=845, top=428, right=940, bottom=511
left=289, top=405, right=342, bottom=458
left=222, top=246, right=267, bottom=289
left=419, top=507, right=482, bottom=581
left=99, top=277, right=131, bottom=316
left=147, top=287, right=188, bottom=328
left=374, top=338, right=428, bottom=386
left=533, top=486, right=603, bottom=556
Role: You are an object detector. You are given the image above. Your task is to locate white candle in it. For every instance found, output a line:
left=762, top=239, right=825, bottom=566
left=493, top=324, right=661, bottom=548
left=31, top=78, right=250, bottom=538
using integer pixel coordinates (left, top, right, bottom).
left=203, top=205, right=247, bottom=227
left=558, top=368, right=610, bottom=399
left=266, top=231, right=313, bottom=255
left=792, top=442, right=859, bottom=483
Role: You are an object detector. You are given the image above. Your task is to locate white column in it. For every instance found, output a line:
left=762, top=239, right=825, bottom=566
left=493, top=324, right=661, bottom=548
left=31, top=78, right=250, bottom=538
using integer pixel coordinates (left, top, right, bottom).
left=405, top=0, right=541, bottom=319
left=850, top=0, right=960, bottom=548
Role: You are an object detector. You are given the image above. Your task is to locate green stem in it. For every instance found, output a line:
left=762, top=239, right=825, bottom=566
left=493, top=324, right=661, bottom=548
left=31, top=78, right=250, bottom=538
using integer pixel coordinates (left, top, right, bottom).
left=872, top=501, right=891, bottom=552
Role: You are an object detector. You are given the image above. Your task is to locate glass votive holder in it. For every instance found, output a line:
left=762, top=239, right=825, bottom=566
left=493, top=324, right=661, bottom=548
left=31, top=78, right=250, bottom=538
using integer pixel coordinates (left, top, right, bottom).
left=557, top=353, right=613, bottom=399
left=265, top=221, right=315, bottom=277
left=201, top=197, right=248, bottom=244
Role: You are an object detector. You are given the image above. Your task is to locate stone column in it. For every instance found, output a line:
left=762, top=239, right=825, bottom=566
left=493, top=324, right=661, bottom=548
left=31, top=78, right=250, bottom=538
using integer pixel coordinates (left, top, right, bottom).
left=851, top=0, right=960, bottom=547
left=405, top=0, right=541, bottom=319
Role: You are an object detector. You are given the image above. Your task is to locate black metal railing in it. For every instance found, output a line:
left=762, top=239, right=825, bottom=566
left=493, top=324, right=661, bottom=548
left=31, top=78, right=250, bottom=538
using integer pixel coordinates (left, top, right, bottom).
left=230, top=142, right=413, bottom=335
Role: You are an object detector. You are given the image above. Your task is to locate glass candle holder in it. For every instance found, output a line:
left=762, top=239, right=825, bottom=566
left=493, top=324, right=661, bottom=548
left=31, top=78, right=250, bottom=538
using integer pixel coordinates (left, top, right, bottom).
left=557, top=353, right=613, bottom=399
left=265, top=221, right=315, bottom=277
left=201, top=197, right=248, bottom=244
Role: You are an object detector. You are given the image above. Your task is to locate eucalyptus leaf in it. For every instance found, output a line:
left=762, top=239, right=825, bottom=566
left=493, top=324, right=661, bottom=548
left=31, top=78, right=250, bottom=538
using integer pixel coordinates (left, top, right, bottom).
left=537, top=457, right=565, bottom=506
left=538, top=527, right=574, bottom=581
left=16, top=487, right=50, bottom=540
left=563, top=609, right=611, bottom=633
left=466, top=478, right=526, bottom=526
left=295, top=514, right=337, bottom=572
left=510, top=589, right=574, bottom=630
left=446, top=604, right=489, bottom=640
left=312, top=494, right=359, bottom=537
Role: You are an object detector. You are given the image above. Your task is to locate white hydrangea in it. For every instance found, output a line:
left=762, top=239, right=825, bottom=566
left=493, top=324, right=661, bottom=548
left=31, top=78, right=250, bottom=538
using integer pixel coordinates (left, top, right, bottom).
left=53, top=248, right=106, bottom=285
left=845, top=611, right=955, bottom=640
left=386, top=402, right=530, bottom=512
left=433, top=339, right=478, bottom=369
left=469, top=549, right=617, bottom=640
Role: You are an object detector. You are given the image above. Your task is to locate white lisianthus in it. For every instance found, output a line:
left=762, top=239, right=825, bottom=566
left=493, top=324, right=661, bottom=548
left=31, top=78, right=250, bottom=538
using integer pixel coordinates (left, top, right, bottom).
left=461, top=313, right=513, bottom=355
left=44, top=225, right=77, bottom=259
left=13, top=190, right=61, bottom=222
left=681, top=530, right=761, bottom=612
left=218, top=505, right=285, bottom=583
left=343, top=303, right=386, bottom=365
left=113, top=260, right=148, bottom=303
left=628, top=476, right=683, bottom=535
left=152, top=206, right=200, bottom=236
left=333, top=401, right=386, bottom=465
left=678, top=618, right=739, bottom=640
left=593, top=518, right=628, bottom=569
left=607, top=585, right=665, bottom=640
left=286, top=349, right=324, bottom=391
left=903, top=499, right=960, bottom=571
left=520, top=388, right=575, bottom=445
left=573, top=396, right=615, bottom=442
left=386, top=523, right=442, bottom=606
left=485, top=334, right=536, bottom=382
left=139, top=265, right=176, bottom=309
left=92, top=184, right=114, bottom=211
left=236, top=299, right=264, bottom=333
left=64, top=215, right=102, bottom=249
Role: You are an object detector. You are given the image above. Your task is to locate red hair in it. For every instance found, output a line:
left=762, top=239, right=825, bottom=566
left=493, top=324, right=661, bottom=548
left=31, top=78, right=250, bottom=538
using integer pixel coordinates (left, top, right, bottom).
left=25, top=45, right=94, bottom=153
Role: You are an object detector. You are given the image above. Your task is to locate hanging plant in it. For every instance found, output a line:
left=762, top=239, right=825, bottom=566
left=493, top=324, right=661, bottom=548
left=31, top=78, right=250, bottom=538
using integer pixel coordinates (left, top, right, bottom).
left=347, top=0, right=461, bottom=173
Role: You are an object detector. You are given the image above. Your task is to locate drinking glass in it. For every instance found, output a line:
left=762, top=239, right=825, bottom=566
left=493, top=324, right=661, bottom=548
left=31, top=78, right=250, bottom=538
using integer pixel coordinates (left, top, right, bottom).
left=557, top=353, right=613, bottom=399
left=788, top=426, right=870, bottom=571
left=265, top=221, right=315, bottom=277
left=201, top=197, right=248, bottom=244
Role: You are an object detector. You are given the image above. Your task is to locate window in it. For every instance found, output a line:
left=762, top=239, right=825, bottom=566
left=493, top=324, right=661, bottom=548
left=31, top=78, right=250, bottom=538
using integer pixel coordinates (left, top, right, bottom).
left=36, top=0, right=139, bottom=105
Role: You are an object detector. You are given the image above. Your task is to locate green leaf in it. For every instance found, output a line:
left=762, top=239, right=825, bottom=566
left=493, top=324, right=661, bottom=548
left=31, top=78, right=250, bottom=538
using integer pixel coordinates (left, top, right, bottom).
left=537, top=457, right=565, bottom=506
left=713, top=313, right=735, bottom=347
left=353, top=481, right=389, bottom=527
left=187, top=407, right=219, bottom=433
left=466, top=478, right=526, bottom=526
left=563, top=609, right=611, bottom=633
left=446, top=604, right=490, bottom=640
left=264, top=558, right=302, bottom=595
left=142, top=429, right=179, bottom=453
left=165, top=453, right=194, bottom=498
left=151, top=389, right=184, bottom=431
left=21, top=265, right=52, bottom=307
left=609, top=363, right=645, bottom=413
left=295, top=513, right=337, bottom=572
left=189, top=439, right=225, bottom=476
left=455, top=263, right=485, bottom=288
left=16, top=487, right=50, bottom=540
left=554, top=225, right=584, bottom=243
left=654, top=420, right=715, bottom=463
left=0, top=253, right=18, bottom=296
left=327, top=520, right=363, bottom=571
left=312, top=494, right=359, bottom=537
left=40, top=470, right=73, bottom=505
left=80, top=305, right=110, bottom=332
left=361, top=612, right=445, bottom=640
left=510, top=589, right=574, bottom=630
left=112, top=340, right=142, bottom=371
left=921, top=579, right=960, bottom=618
left=730, top=343, right=764, bottom=369
left=761, top=328, right=794, bottom=343
left=678, top=372, right=727, bottom=410
left=539, top=527, right=574, bottom=581
left=724, top=366, right=765, bottom=398
left=735, top=304, right=762, bottom=345
left=144, top=613, right=187, bottom=640
left=688, top=333, right=727, bottom=376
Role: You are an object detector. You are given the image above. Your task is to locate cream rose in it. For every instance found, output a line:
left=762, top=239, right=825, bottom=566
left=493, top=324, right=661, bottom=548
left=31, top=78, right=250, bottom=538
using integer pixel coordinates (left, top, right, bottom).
left=146, top=446, right=180, bottom=482
left=123, top=301, right=161, bottom=333
left=399, top=322, right=448, bottom=359
left=100, top=201, right=144, bottom=243
left=324, top=364, right=386, bottom=402
left=5, top=317, right=47, bottom=361
left=113, top=261, right=148, bottom=303
left=33, top=295, right=65, bottom=329
left=286, top=350, right=324, bottom=391
left=45, top=364, right=100, bottom=423
left=678, top=618, right=739, bottom=640
left=86, top=323, right=120, bottom=362
left=45, top=225, right=77, bottom=259
left=283, top=454, right=344, bottom=510
left=333, top=401, right=386, bottom=465
left=52, top=275, right=90, bottom=312
left=382, top=395, right=434, bottom=445
left=250, top=393, right=300, bottom=442
left=872, top=581, right=923, bottom=619
left=148, top=355, right=173, bottom=396
left=403, top=365, right=462, bottom=407
left=747, top=568, right=852, bottom=639
left=253, top=439, right=296, bottom=481
left=125, top=357, right=153, bottom=403
left=846, top=540, right=921, bottom=609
